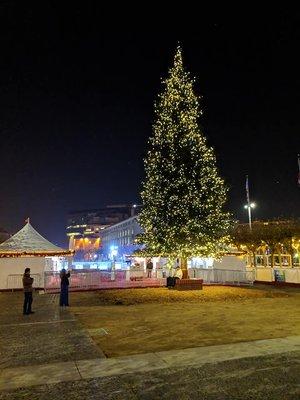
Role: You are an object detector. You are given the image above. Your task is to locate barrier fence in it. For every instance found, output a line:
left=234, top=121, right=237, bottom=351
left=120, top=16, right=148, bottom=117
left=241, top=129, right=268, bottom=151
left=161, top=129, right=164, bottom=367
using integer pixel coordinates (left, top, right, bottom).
left=6, top=274, right=42, bottom=290
left=44, top=268, right=255, bottom=292
left=44, top=270, right=166, bottom=293
left=190, top=268, right=255, bottom=285
left=5, top=268, right=256, bottom=292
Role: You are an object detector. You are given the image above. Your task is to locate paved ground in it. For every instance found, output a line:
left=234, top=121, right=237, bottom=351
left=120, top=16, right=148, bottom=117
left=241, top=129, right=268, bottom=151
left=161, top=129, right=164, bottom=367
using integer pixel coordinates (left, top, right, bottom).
left=0, top=292, right=104, bottom=369
left=1, top=335, right=300, bottom=390
left=0, top=351, right=299, bottom=399
left=0, top=291, right=299, bottom=399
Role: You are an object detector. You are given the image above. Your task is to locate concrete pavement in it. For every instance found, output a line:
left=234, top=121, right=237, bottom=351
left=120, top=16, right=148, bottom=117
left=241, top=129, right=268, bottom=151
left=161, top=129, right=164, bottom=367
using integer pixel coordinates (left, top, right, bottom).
left=1, top=335, right=300, bottom=391
left=0, top=292, right=104, bottom=369
left=0, top=291, right=299, bottom=399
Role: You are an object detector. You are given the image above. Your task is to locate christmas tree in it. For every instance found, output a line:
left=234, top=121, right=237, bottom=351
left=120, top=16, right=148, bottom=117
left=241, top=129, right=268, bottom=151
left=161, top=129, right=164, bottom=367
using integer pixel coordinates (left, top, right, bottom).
left=139, top=47, right=230, bottom=277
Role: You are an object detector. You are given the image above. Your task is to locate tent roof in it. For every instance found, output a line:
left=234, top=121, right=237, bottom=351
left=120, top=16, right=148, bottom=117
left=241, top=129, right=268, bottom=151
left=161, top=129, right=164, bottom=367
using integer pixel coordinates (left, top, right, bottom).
left=0, top=222, right=71, bottom=256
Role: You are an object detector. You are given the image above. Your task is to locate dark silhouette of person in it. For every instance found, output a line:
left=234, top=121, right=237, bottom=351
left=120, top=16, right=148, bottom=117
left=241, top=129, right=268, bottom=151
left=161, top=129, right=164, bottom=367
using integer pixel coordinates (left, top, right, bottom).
left=60, top=268, right=71, bottom=307
left=22, top=267, right=34, bottom=315
left=146, top=259, right=153, bottom=278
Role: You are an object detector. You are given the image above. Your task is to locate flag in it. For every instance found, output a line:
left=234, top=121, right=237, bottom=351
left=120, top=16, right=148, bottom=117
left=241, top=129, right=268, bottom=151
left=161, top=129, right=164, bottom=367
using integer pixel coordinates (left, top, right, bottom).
left=298, top=155, right=300, bottom=186
left=245, top=175, right=250, bottom=203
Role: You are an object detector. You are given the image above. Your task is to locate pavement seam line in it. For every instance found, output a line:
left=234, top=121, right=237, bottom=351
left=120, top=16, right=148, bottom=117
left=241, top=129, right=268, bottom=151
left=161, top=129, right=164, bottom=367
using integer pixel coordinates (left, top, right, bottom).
left=152, top=351, right=170, bottom=367
left=74, top=361, right=83, bottom=380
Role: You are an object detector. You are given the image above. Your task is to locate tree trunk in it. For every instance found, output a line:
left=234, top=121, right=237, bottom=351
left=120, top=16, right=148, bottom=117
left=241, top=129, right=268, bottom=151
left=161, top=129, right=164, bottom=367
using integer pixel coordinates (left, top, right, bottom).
left=270, top=250, right=274, bottom=268
left=181, top=257, right=188, bottom=279
left=252, top=251, right=257, bottom=268
left=290, top=251, right=294, bottom=267
left=279, top=251, right=282, bottom=268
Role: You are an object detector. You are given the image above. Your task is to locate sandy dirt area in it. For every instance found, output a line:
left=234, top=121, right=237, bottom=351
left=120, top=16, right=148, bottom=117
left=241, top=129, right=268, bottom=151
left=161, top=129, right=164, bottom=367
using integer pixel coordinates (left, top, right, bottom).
left=69, top=285, right=300, bottom=357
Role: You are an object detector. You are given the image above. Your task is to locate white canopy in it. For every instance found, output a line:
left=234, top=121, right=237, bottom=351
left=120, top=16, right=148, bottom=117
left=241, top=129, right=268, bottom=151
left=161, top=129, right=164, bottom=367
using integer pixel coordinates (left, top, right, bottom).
left=0, top=222, right=71, bottom=256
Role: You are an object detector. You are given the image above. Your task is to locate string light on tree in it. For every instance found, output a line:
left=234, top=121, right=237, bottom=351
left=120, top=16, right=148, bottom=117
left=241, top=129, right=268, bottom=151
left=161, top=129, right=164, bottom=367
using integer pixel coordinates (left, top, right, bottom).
left=139, top=46, right=231, bottom=278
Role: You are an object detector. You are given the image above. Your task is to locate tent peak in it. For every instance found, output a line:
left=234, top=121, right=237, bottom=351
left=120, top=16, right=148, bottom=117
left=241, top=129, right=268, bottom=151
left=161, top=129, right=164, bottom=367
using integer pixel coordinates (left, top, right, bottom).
left=0, top=221, right=71, bottom=255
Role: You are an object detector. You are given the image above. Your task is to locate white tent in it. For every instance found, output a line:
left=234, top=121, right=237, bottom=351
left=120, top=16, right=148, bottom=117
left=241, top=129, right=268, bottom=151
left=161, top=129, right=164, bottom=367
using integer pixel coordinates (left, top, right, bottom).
left=0, top=222, right=73, bottom=290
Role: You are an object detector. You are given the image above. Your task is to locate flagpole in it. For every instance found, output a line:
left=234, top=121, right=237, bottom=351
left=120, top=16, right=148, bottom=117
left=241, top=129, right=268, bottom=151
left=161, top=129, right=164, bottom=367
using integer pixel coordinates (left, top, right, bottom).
left=246, top=175, right=252, bottom=230
left=245, top=175, right=255, bottom=231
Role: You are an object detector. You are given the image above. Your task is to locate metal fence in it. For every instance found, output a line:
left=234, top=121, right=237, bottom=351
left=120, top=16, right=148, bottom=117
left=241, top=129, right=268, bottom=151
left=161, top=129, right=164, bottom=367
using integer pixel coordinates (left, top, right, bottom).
left=189, top=268, right=255, bottom=285
left=5, top=268, right=254, bottom=292
left=44, top=270, right=166, bottom=293
left=6, top=274, right=42, bottom=290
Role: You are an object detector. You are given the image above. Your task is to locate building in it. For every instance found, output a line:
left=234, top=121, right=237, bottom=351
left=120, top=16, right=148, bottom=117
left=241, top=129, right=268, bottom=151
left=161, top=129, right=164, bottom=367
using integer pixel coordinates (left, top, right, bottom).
left=67, top=204, right=141, bottom=261
left=99, top=215, right=143, bottom=262
left=0, top=221, right=73, bottom=290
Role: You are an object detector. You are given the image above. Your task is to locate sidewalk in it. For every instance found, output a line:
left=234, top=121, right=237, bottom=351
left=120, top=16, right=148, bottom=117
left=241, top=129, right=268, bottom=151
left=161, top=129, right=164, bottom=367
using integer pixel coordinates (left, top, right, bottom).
left=0, top=292, right=104, bottom=369
left=1, top=335, right=300, bottom=391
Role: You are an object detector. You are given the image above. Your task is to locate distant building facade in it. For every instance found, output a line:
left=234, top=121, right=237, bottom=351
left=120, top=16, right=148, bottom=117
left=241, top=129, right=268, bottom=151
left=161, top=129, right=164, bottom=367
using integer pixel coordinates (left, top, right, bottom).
left=99, top=215, right=144, bottom=261
left=67, top=204, right=141, bottom=261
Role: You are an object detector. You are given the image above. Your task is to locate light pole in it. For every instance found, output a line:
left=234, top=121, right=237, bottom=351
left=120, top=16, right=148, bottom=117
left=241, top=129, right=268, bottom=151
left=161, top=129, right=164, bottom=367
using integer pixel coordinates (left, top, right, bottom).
left=244, top=202, right=256, bottom=230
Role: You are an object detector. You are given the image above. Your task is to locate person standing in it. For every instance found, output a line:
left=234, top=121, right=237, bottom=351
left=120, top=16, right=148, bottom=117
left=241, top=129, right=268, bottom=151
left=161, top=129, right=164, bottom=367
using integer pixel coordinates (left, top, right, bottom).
left=146, top=259, right=153, bottom=278
left=60, top=268, right=70, bottom=307
left=23, top=267, right=34, bottom=315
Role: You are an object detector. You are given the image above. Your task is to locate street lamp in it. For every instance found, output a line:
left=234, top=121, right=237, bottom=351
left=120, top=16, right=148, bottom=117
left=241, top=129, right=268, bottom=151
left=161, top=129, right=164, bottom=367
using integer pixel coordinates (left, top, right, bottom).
left=244, top=202, right=256, bottom=230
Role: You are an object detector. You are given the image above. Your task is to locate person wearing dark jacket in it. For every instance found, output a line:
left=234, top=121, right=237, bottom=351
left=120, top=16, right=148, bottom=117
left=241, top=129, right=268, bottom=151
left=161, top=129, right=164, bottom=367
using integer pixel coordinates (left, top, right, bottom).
left=22, top=267, right=34, bottom=315
left=60, top=268, right=70, bottom=307
left=146, top=259, right=153, bottom=278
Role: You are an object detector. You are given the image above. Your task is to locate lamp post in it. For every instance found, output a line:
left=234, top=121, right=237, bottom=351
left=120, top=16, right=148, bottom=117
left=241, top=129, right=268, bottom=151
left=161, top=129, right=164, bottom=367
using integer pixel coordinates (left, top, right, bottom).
left=244, top=202, right=256, bottom=230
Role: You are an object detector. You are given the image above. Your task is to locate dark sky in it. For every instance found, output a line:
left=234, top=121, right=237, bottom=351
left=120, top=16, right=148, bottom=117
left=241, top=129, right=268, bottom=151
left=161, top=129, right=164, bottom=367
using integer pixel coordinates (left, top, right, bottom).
left=0, top=5, right=299, bottom=246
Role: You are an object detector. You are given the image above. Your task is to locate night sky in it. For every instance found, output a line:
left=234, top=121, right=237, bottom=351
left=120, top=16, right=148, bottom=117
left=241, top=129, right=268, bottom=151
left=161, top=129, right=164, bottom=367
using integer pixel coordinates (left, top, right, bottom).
left=0, top=5, right=299, bottom=246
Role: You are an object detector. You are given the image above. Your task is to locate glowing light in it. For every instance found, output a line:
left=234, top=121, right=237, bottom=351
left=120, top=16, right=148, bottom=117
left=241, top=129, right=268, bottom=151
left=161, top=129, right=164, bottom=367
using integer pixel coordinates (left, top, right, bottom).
left=110, top=245, right=118, bottom=257
left=244, top=203, right=256, bottom=209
